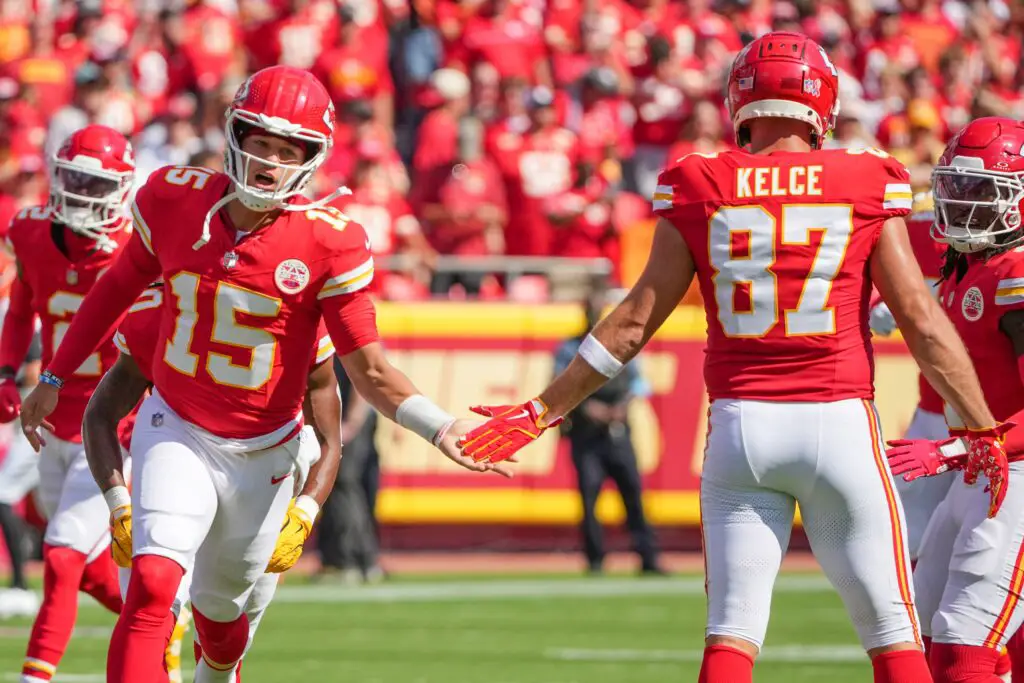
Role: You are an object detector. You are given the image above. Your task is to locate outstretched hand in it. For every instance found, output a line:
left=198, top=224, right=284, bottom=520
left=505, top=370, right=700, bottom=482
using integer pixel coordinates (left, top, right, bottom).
left=439, top=418, right=517, bottom=478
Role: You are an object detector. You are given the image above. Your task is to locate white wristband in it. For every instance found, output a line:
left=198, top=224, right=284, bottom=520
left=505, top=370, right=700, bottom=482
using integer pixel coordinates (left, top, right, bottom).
left=103, top=485, right=131, bottom=514
left=294, top=494, right=321, bottom=522
left=396, top=394, right=456, bottom=446
left=579, top=334, right=624, bottom=379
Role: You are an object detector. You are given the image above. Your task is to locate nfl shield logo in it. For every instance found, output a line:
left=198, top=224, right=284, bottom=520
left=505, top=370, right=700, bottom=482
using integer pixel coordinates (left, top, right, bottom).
left=151, top=412, right=164, bottom=428
left=66, top=269, right=78, bottom=285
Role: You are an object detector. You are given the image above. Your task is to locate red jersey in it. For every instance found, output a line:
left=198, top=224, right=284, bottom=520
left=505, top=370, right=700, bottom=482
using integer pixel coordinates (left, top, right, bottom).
left=5, top=207, right=131, bottom=441
left=653, top=149, right=913, bottom=401
left=907, top=207, right=946, bottom=414
left=130, top=166, right=376, bottom=439
left=114, top=288, right=336, bottom=383
left=939, top=249, right=1024, bottom=457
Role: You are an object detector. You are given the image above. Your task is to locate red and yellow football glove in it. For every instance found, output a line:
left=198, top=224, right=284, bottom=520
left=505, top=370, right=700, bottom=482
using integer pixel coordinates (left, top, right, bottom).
left=952, top=422, right=1015, bottom=518
left=459, top=399, right=563, bottom=464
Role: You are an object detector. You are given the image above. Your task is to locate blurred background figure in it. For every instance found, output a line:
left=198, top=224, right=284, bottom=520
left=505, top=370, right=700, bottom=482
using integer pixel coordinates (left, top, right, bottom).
left=554, top=290, right=663, bottom=576
left=317, top=359, right=383, bottom=585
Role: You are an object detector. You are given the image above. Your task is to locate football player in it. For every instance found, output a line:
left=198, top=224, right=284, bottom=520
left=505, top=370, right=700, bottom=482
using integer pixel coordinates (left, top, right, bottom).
left=459, top=32, right=1005, bottom=683
left=886, top=117, right=1024, bottom=681
left=869, top=193, right=955, bottom=560
left=17, top=65, right=508, bottom=683
left=82, top=284, right=339, bottom=682
left=0, top=124, right=134, bottom=683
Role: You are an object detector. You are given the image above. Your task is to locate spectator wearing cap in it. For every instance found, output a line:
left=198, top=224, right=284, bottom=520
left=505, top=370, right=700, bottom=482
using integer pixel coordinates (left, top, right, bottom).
left=488, top=85, right=579, bottom=257
left=630, top=35, right=688, bottom=200
left=575, top=67, right=633, bottom=177
left=313, top=3, right=394, bottom=130
left=410, top=116, right=507, bottom=296
left=412, top=68, right=470, bottom=179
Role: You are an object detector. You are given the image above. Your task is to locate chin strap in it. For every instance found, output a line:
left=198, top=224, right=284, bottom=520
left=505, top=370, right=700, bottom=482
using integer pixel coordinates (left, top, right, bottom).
left=193, top=186, right=353, bottom=251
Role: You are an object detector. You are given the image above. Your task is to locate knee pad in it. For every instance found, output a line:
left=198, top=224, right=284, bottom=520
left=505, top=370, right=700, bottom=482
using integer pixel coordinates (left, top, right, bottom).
left=126, top=555, right=185, bottom=618
left=42, top=545, right=87, bottom=595
left=192, top=608, right=249, bottom=668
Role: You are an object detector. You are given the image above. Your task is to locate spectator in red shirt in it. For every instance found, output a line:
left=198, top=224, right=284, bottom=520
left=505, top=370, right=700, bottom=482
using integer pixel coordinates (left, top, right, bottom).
left=270, top=0, right=339, bottom=71
left=313, top=3, right=394, bottom=129
left=630, top=35, right=688, bottom=201
left=410, top=115, right=507, bottom=295
left=413, top=67, right=470, bottom=179
left=332, top=155, right=436, bottom=294
left=10, top=19, right=74, bottom=119
left=488, top=85, right=579, bottom=256
left=181, top=0, right=244, bottom=93
left=450, top=0, right=553, bottom=87
left=545, top=164, right=616, bottom=261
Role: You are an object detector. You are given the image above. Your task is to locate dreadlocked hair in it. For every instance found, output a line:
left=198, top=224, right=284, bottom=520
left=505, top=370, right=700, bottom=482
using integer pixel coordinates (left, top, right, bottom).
left=939, top=245, right=967, bottom=283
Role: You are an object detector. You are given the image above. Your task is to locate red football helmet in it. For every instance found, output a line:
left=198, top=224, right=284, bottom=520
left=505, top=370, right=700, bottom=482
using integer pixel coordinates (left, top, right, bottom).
left=49, top=124, right=134, bottom=249
left=726, top=32, right=840, bottom=149
left=932, top=117, right=1024, bottom=253
left=224, top=66, right=336, bottom=212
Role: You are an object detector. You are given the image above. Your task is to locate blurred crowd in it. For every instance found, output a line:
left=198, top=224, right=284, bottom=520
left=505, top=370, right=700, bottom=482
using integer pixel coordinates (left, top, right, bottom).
left=0, top=0, right=1023, bottom=298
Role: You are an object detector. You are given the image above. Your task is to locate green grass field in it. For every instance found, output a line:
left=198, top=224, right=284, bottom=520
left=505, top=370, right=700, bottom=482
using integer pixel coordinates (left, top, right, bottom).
left=0, top=572, right=871, bottom=682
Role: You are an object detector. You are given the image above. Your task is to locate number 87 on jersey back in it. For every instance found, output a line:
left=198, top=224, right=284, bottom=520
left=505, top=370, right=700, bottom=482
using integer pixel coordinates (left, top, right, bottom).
left=652, top=147, right=913, bottom=402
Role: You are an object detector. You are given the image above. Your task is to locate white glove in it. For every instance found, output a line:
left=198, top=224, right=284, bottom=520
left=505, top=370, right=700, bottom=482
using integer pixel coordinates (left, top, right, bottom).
left=869, top=301, right=897, bottom=337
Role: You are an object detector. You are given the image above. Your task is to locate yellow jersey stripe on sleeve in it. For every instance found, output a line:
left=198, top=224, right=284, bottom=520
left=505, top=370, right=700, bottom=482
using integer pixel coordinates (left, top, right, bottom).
left=315, top=336, right=335, bottom=364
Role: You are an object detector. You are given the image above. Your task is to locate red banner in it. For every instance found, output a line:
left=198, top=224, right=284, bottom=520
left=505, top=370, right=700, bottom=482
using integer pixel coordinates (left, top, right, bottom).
left=373, top=302, right=921, bottom=525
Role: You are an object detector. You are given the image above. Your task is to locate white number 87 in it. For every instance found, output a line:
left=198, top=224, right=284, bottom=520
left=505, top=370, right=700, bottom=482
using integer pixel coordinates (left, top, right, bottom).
left=709, top=205, right=854, bottom=338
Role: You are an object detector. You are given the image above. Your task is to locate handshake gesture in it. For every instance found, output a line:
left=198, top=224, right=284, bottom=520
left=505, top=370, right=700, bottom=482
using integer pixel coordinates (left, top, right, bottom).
left=886, top=422, right=1015, bottom=518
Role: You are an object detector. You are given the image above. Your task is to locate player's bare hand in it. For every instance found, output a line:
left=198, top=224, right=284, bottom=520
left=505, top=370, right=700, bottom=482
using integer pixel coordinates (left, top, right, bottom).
left=20, top=383, right=59, bottom=452
left=439, top=418, right=517, bottom=478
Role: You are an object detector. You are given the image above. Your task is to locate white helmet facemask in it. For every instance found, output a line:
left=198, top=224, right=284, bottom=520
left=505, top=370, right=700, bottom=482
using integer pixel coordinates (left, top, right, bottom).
left=194, top=110, right=350, bottom=250
left=932, top=156, right=1024, bottom=253
left=49, top=156, right=131, bottom=252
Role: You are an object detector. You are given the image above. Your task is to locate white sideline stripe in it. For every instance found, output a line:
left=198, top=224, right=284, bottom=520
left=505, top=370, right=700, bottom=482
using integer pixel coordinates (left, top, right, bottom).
left=268, top=575, right=833, bottom=603
left=0, top=626, right=111, bottom=639
left=65, top=576, right=833, bottom=609
left=547, top=645, right=866, bottom=663
left=4, top=676, right=109, bottom=682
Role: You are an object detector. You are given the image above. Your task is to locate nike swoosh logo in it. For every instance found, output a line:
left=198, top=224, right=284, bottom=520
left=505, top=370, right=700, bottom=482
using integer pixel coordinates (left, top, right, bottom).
left=508, top=410, right=529, bottom=420
left=270, top=472, right=292, bottom=485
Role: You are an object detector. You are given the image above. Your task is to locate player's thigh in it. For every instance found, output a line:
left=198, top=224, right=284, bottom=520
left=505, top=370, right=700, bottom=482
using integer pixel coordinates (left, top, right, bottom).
left=802, top=399, right=920, bottom=650
left=894, top=472, right=955, bottom=562
left=131, top=402, right=218, bottom=569
left=34, top=439, right=67, bottom=520
left=913, top=487, right=959, bottom=638
left=190, top=442, right=295, bottom=622
left=932, top=462, right=1024, bottom=647
left=0, top=431, right=40, bottom=505
left=701, top=399, right=797, bottom=649
left=43, top=442, right=110, bottom=553
left=241, top=573, right=280, bottom=657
